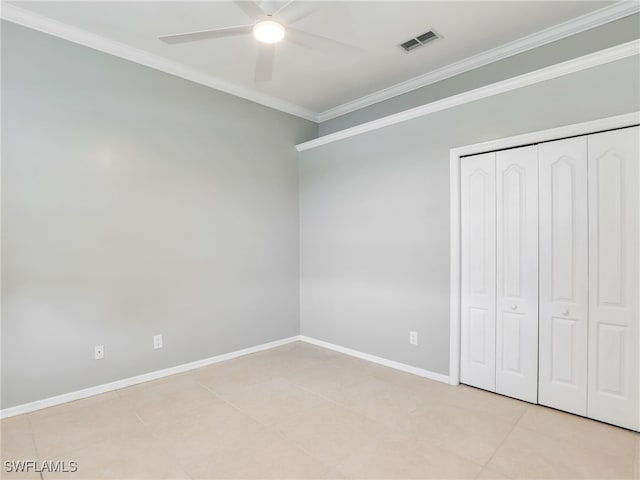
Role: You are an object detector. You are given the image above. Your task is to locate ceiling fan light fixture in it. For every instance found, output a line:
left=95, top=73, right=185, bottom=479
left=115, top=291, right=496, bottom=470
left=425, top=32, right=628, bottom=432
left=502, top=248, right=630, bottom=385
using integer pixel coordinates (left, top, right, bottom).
left=253, top=20, right=285, bottom=43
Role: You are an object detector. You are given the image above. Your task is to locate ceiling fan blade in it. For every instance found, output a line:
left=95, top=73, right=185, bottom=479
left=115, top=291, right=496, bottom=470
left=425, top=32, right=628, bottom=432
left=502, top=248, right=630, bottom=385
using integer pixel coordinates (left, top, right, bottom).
left=233, top=1, right=265, bottom=20
left=160, top=24, right=253, bottom=44
left=277, top=2, right=320, bottom=25
left=286, top=27, right=359, bottom=53
left=258, top=0, right=284, bottom=15
left=255, top=43, right=276, bottom=82
left=271, top=0, right=295, bottom=18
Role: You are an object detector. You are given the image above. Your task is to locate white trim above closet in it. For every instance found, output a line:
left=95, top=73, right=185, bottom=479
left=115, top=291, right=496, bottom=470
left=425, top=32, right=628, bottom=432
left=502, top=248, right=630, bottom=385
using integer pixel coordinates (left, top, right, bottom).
left=449, top=112, right=640, bottom=431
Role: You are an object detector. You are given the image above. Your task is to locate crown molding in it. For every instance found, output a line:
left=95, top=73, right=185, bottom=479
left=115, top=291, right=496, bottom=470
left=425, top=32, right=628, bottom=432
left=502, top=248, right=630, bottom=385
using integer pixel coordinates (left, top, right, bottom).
left=317, top=1, right=640, bottom=123
left=297, top=40, right=640, bottom=152
left=0, top=3, right=319, bottom=122
left=2, top=2, right=638, bottom=126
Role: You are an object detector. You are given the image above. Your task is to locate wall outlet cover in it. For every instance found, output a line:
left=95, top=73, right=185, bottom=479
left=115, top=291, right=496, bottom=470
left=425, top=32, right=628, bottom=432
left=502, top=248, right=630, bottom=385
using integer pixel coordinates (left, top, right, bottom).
left=94, top=345, right=104, bottom=360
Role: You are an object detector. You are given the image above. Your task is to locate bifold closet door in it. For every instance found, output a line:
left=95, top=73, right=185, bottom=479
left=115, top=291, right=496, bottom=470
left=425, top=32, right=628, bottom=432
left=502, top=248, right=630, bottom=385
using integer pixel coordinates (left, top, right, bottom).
left=587, top=126, right=640, bottom=431
left=460, top=152, right=496, bottom=392
left=495, top=146, right=539, bottom=403
left=538, top=137, right=589, bottom=416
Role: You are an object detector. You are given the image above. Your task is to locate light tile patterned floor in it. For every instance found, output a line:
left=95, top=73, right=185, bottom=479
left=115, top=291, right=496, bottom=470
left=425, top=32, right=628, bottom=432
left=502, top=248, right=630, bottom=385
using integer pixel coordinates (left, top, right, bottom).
left=1, top=341, right=639, bottom=479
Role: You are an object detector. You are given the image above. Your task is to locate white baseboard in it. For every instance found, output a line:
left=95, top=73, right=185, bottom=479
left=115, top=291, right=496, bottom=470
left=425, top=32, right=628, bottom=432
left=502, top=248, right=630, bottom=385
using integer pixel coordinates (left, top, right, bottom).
left=2, top=334, right=451, bottom=418
left=0, top=336, right=299, bottom=419
left=299, top=335, right=450, bottom=384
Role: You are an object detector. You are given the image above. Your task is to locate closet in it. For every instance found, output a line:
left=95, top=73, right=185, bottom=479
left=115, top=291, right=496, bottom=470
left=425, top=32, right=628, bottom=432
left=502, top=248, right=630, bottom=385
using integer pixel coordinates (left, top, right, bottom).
left=459, top=125, right=639, bottom=432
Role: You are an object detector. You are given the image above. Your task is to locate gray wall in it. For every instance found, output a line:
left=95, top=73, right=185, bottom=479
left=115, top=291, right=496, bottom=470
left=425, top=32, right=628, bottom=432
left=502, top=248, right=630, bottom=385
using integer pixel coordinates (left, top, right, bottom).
left=300, top=57, right=640, bottom=375
left=1, top=22, right=316, bottom=408
left=319, top=14, right=640, bottom=135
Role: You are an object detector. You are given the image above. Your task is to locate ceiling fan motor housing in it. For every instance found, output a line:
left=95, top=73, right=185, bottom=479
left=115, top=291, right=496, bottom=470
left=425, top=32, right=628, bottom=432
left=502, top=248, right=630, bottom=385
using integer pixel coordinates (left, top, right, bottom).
left=253, top=20, right=286, bottom=43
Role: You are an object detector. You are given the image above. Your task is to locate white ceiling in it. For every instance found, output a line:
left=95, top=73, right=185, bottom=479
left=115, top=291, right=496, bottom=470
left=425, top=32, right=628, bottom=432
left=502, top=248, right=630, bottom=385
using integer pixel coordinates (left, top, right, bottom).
left=3, top=1, right=629, bottom=120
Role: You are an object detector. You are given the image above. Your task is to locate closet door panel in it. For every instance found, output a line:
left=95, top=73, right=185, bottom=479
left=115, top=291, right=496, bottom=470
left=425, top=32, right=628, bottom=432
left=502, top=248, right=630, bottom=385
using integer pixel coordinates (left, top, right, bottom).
left=538, top=137, right=588, bottom=415
left=588, top=126, right=640, bottom=431
left=495, top=146, right=539, bottom=402
left=461, top=152, right=496, bottom=392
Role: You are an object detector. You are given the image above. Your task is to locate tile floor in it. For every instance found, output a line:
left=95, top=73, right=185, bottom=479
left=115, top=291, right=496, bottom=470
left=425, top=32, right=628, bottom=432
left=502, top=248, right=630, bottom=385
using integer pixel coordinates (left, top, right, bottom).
left=1, top=341, right=639, bottom=479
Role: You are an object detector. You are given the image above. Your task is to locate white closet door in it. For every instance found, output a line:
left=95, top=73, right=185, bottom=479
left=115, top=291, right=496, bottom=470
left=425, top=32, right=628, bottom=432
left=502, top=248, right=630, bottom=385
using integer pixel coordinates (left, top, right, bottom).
left=495, top=146, right=539, bottom=402
left=587, top=126, right=640, bottom=431
left=538, top=137, right=589, bottom=415
left=461, top=152, right=496, bottom=392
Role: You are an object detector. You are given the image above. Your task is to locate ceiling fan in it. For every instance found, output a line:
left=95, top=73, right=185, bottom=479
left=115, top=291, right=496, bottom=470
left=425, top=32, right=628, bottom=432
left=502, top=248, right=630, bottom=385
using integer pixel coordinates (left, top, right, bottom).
left=159, top=0, right=355, bottom=82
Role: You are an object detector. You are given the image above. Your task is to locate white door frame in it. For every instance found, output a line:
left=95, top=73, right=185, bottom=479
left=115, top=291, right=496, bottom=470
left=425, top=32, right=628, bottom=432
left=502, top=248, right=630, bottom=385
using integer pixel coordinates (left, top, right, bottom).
left=449, top=111, right=640, bottom=386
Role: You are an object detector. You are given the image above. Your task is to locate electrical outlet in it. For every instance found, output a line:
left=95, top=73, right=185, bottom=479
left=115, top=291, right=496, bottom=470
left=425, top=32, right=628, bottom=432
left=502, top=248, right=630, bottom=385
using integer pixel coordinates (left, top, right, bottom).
left=94, top=345, right=104, bottom=360
left=409, top=331, right=418, bottom=345
left=153, top=334, right=163, bottom=349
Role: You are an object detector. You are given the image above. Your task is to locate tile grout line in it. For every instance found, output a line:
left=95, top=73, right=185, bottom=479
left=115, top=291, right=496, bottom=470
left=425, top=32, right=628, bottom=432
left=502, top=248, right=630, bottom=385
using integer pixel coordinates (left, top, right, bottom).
left=196, top=377, right=356, bottom=475
left=134, top=412, right=194, bottom=479
left=23, top=412, right=43, bottom=464
left=196, top=381, right=273, bottom=429
left=479, top=403, right=531, bottom=477
left=511, top=400, right=640, bottom=473
left=27, top=410, right=44, bottom=480
left=113, top=389, right=195, bottom=480
left=195, top=368, right=384, bottom=434
left=34, top=416, right=43, bottom=480
left=243, top=360, right=478, bottom=477
left=195, top=362, right=395, bottom=476
left=33, top=391, right=194, bottom=480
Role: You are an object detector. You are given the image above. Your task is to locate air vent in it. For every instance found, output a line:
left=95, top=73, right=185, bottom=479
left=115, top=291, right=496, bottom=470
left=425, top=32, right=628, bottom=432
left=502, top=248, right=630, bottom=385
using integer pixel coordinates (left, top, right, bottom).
left=400, top=30, right=440, bottom=52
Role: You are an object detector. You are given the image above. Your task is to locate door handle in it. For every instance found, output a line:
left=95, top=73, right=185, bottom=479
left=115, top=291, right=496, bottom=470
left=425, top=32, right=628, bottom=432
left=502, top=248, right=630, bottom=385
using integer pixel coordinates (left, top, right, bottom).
left=562, top=309, right=570, bottom=316
left=510, top=304, right=518, bottom=310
